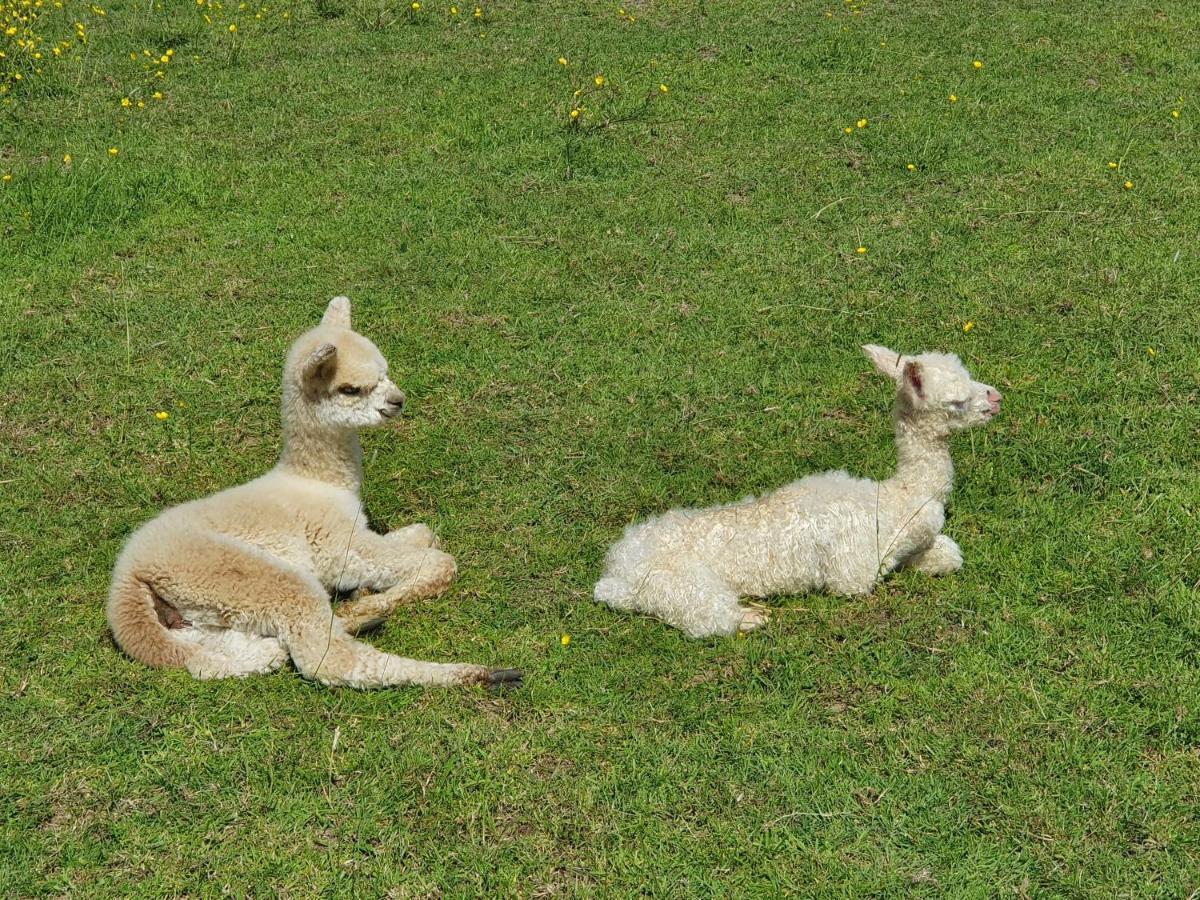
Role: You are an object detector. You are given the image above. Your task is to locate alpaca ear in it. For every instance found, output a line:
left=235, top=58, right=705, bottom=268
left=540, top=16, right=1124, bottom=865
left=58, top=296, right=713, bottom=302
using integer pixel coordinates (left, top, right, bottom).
left=902, top=360, right=926, bottom=399
left=301, top=342, right=338, bottom=386
left=322, top=296, right=352, bottom=329
left=862, top=344, right=903, bottom=381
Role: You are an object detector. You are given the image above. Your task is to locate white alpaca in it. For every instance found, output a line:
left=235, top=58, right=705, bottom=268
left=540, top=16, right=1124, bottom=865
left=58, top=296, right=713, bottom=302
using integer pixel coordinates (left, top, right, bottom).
left=594, top=345, right=1002, bottom=638
left=108, top=297, right=521, bottom=689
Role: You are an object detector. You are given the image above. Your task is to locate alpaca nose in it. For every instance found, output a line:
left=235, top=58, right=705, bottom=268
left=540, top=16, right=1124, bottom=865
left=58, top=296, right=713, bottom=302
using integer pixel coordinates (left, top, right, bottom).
left=986, top=389, right=1002, bottom=413
left=388, top=391, right=405, bottom=410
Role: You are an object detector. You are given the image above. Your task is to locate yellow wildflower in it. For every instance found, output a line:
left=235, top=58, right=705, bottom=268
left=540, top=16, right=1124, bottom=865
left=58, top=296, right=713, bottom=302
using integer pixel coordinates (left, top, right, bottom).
left=659, top=84, right=668, bottom=93
left=557, top=56, right=567, bottom=65
left=973, top=60, right=982, bottom=69
left=450, top=4, right=457, bottom=11
left=570, top=108, right=580, bottom=119
left=1147, top=347, right=1157, bottom=358
left=410, top=1, right=419, bottom=8
left=1, top=173, right=10, bottom=183
left=856, top=118, right=867, bottom=128
left=962, top=321, right=975, bottom=333
left=473, top=5, right=481, bottom=16
left=153, top=90, right=163, bottom=99
left=1107, top=161, right=1118, bottom=169
left=594, top=74, right=605, bottom=86
left=906, top=163, right=915, bottom=171
left=843, top=126, right=852, bottom=134
left=120, top=96, right=131, bottom=107
left=228, top=22, right=236, bottom=31
left=1171, top=109, right=1180, bottom=119
left=948, top=94, right=958, bottom=102
left=856, top=246, right=867, bottom=254
left=63, top=153, right=72, bottom=163
left=108, top=146, right=119, bottom=155
left=560, top=634, right=571, bottom=646
left=155, top=410, right=170, bottom=420
left=1123, top=180, right=1133, bottom=190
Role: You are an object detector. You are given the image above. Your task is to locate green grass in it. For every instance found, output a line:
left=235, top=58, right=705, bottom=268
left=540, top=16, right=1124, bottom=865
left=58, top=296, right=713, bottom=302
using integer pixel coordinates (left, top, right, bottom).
left=3, top=0, right=1200, bottom=893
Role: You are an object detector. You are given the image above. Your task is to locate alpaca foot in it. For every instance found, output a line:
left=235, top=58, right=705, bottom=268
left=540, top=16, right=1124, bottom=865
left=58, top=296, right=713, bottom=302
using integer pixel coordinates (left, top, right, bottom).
left=907, top=534, right=963, bottom=576
left=456, top=665, right=525, bottom=690
left=738, top=605, right=770, bottom=633
left=387, top=523, right=438, bottom=550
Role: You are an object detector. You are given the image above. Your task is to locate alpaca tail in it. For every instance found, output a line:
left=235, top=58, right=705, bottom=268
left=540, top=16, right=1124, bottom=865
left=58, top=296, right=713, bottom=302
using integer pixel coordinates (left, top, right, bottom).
left=107, top=573, right=197, bottom=669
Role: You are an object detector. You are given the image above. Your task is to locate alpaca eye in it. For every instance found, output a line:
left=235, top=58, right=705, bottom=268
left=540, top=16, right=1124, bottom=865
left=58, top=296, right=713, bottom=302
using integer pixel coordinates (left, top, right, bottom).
left=338, top=385, right=362, bottom=397
left=947, top=399, right=969, bottom=410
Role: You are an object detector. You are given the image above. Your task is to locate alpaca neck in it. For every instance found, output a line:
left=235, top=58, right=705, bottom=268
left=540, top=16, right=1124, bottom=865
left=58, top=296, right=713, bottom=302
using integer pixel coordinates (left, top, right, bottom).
left=889, top=413, right=953, bottom=503
left=276, top=399, right=363, bottom=494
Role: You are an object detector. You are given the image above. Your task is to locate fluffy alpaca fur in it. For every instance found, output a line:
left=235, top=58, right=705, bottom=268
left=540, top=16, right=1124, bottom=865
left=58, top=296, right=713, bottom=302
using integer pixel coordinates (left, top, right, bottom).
left=108, top=297, right=521, bottom=689
left=594, top=345, right=1002, bottom=638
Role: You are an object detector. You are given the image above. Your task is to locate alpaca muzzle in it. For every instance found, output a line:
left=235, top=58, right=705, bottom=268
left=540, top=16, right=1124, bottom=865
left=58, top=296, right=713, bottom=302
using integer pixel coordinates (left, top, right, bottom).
left=380, top=390, right=406, bottom=417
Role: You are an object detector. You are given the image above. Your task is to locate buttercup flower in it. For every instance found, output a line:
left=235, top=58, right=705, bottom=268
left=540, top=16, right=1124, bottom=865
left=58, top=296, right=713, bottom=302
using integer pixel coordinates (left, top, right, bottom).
left=973, top=60, right=983, bottom=69
left=948, top=94, right=958, bottom=102
left=155, top=411, right=170, bottom=420
left=594, top=74, right=605, bottom=86
left=856, top=246, right=867, bottom=254
left=560, top=634, right=571, bottom=646
left=108, top=146, right=119, bottom=155
left=856, top=118, right=867, bottom=128
left=558, top=56, right=567, bottom=65
left=906, top=163, right=916, bottom=171
left=659, top=83, right=669, bottom=93
left=963, top=321, right=975, bottom=333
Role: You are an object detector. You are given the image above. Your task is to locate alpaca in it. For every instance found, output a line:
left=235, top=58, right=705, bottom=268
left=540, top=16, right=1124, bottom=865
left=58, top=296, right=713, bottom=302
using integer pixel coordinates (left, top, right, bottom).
left=108, top=297, right=521, bottom=689
left=593, top=345, right=1002, bottom=638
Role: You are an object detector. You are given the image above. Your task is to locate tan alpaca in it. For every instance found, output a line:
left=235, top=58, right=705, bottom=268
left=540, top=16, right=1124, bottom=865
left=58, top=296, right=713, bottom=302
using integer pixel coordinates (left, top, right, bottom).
left=108, top=297, right=521, bottom=689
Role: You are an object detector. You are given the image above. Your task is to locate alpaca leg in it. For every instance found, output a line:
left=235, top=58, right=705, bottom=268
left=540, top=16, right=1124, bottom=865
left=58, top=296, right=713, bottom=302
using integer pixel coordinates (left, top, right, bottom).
left=282, top=608, right=520, bottom=689
left=335, top=584, right=417, bottom=635
left=906, top=534, right=963, bottom=576
left=144, top=533, right=514, bottom=689
left=331, top=537, right=457, bottom=633
left=630, top=564, right=767, bottom=639
left=342, top=531, right=458, bottom=602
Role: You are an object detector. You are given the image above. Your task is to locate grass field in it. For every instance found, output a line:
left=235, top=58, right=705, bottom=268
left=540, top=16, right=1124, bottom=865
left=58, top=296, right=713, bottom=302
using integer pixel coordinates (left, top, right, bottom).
left=3, top=0, right=1200, bottom=894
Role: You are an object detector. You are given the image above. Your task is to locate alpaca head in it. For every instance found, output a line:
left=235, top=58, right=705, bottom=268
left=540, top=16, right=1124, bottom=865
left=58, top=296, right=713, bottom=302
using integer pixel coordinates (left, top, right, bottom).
left=862, top=344, right=1001, bottom=434
left=284, top=297, right=406, bottom=430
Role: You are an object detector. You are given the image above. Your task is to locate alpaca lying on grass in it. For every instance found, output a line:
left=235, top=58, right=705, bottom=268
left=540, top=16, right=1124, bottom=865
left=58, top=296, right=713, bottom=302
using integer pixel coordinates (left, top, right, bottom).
left=594, top=345, right=1002, bottom=638
left=108, top=297, right=522, bottom=689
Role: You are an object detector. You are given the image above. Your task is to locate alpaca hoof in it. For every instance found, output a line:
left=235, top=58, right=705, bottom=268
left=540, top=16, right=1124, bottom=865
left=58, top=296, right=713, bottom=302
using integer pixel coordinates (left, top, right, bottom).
left=738, top=606, right=769, bottom=633
left=486, top=668, right=524, bottom=691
